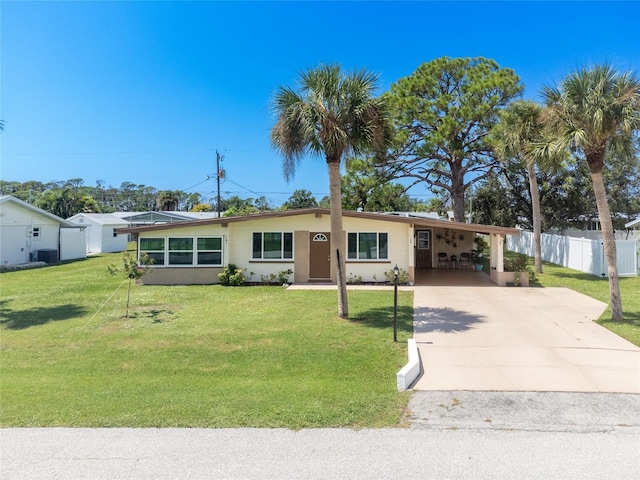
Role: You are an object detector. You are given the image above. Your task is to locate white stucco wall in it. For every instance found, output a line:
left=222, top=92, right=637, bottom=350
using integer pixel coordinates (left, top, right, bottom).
left=0, top=202, right=61, bottom=265
left=68, top=215, right=128, bottom=253
left=60, top=228, right=87, bottom=261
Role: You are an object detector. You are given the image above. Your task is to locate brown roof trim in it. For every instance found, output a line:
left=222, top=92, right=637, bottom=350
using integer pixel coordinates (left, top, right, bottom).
left=115, top=208, right=520, bottom=236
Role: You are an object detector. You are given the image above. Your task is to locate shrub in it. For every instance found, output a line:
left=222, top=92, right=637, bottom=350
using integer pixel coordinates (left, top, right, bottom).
left=278, top=269, right=293, bottom=284
left=504, top=254, right=537, bottom=282
left=384, top=268, right=410, bottom=285
left=347, top=273, right=362, bottom=284
left=218, top=264, right=245, bottom=286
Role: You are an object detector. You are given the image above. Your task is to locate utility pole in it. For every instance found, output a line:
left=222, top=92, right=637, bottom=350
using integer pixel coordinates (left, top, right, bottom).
left=216, top=150, right=224, bottom=217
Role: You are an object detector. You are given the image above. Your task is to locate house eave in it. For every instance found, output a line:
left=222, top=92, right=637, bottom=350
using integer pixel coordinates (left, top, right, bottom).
left=114, top=208, right=520, bottom=237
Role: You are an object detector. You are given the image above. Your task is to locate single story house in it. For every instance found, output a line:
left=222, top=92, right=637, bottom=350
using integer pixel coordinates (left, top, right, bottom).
left=0, top=195, right=86, bottom=266
left=116, top=208, right=520, bottom=286
left=67, top=213, right=130, bottom=254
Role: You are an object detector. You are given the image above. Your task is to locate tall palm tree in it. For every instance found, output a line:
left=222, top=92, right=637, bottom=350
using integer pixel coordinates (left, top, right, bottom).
left=271, top=65, right=388, bottom=318
left=494, top=100, right=563, bottom=274
left=542, top=64, right=640, bottom=321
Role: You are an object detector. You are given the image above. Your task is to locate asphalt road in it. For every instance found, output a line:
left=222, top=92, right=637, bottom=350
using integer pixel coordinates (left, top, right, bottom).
left=2, top=391, right=639, bottom=479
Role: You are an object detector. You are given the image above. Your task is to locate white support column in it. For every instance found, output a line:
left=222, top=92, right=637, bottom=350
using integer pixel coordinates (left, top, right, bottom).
left=490, top=233, right=504, bottom=272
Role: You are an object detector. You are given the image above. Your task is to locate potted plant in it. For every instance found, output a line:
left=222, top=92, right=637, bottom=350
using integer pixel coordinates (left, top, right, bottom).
left=472, top=235, right=488, bottom=271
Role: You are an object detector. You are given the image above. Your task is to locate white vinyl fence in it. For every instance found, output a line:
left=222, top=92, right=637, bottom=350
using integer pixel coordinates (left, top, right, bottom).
left=507, top=231, right=639, bottom=277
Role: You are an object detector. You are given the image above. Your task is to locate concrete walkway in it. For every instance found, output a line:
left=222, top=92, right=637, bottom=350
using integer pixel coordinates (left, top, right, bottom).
left=411, top=285, right=640, bottom=393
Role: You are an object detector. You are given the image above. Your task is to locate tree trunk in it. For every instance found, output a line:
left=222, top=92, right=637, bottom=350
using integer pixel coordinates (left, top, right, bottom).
left=328, top=161, right=348, bottom=318
left=452, top=172, right=465, bottom=222
left=527, top=163, right=543, bottom=274
left=589, top=166, right=624, bottom=320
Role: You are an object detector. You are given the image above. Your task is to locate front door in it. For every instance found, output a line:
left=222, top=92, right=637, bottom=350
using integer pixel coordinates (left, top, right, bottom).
left=309, top=232, right=331, bottom=279
left=415, top=230, right=432, bottom=268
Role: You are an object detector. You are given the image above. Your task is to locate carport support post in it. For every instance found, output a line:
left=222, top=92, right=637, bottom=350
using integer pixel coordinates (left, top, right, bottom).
left=393, top=264, right=399, bottom=342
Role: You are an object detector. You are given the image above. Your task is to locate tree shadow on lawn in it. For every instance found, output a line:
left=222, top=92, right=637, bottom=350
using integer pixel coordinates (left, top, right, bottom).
left=127, top=308, right=175, bottom=323
left=349, top=305, right=414, bottom=333
left=0, top=299, right=88, bottom=330
left=540, top=270, right=610, bottom=283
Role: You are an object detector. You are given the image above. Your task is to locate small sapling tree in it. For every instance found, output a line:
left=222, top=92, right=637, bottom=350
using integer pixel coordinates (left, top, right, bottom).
left=107, top=252, right=153, bottom=318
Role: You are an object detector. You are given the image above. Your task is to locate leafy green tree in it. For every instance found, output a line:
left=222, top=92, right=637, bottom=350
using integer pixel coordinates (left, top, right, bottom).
left=271, top=64, right=389, bottom=318
left=221, top=195, right=258, bottom=216
left=603, top=149, right=640, bottom=227
left=384, top=57, right=523, bottom=222
left=37, top=188, right=98, bottom=218
left=341, top=158, right=414, bottom=211
left=471, top=175, right=520, bottom=227
left=541, top=64, right=640, bottom=320
left=190, top=203, right=213, bottom=212
left=283, top=189, right=318, bottom=209
left=253, top=196, right=273, bottom=212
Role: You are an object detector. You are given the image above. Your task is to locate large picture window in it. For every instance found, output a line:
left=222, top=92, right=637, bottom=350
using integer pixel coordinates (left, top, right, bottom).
left=140, top=237, right=165, bottom=265
left=347, top=232, right=388, bottom=260
left=139, top=236, right=223, bottom=266
left=168, top=237, right=193, bottom=265
left=252, top=232, right=293, bottom=260
left=197, top=237, right=223, bottom=265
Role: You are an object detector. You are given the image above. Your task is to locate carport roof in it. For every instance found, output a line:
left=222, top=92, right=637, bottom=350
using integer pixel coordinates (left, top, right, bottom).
left=115, top=208, right=521, bottom=236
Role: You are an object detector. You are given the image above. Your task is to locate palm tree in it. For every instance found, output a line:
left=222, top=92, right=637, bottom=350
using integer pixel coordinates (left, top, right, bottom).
left=271, top=64, right=388, bottom=318
left=493, top=100, right=563, bottom=274
left=542, top=64, right=640, bottom=321
left=156, top=190, right=179, bottom=211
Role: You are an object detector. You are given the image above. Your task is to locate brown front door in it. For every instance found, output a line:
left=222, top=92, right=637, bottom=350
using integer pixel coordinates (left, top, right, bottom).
left=309, top=232, right=331, bottom=279
left=415, top=230, right=432, bottom=268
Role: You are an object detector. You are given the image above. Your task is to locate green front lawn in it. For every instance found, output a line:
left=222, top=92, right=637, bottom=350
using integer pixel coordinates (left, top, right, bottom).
left=1, top=253, right=413, bottom=428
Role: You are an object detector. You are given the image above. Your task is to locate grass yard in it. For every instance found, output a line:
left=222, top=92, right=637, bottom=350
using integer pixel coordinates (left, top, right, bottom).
left=0, top=252, right=413, bottom=428
left=505, top=251, right=640, bottom=347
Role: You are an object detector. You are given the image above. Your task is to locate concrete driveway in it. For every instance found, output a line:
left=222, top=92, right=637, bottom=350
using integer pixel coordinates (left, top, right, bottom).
left=412, top=286, right=640, bottom=393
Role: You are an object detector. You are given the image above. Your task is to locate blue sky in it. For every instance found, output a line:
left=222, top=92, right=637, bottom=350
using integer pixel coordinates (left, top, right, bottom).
left=1, top=1, right=639, bottom=207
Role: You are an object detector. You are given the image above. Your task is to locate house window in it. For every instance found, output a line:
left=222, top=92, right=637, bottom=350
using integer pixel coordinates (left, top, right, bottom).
left=252, top=232, right=293, bottom=260
left=139, top=236, right=223, bottom=267
left=417, top=231, right=430, bottom=249
left=32, top=227, right=40, bottom=238
left=168, top=237, right=193, bottom=265
left=140, top=237, right=165, bottom=265
left=113, top=229, right=118, bottom=238
left=347, top=232, right=388, bottom=260
left=196, top=237, right=223, bottom=266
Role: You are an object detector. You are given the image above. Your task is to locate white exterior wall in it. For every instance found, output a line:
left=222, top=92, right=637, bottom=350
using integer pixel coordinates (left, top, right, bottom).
left=68, top=215, right=128, bottom=253
left=99, top=226, right=128, bottom=253
left=0, top=202, right=61, bottom=265
left=60, top=228, right=87, bottom=261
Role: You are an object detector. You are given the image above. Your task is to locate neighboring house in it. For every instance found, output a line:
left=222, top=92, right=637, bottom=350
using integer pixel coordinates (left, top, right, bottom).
left=116, top=208, right=520, bottom=286
left=625, top=217, right=640, bottom=231
left=0, top=195, right=86, bottom=266
left=67, top=213, right=130, bottom=254
left=560, top=215, right=640, bottom=241
left=66, top=211, right=221, bottom=253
